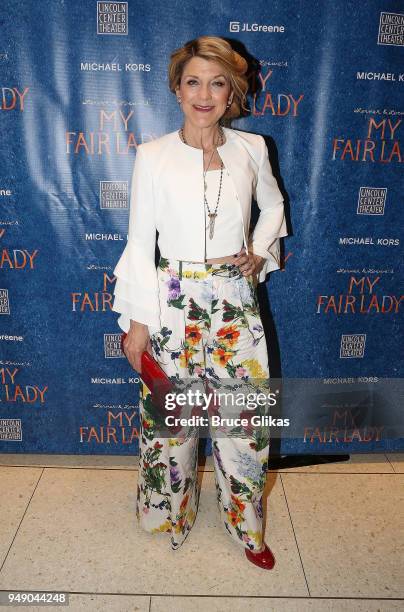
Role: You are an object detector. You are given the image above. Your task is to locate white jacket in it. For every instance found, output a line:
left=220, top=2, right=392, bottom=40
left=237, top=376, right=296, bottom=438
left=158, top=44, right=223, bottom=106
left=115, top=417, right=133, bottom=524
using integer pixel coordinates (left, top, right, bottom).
left=112, top=126, right=288, bottom=332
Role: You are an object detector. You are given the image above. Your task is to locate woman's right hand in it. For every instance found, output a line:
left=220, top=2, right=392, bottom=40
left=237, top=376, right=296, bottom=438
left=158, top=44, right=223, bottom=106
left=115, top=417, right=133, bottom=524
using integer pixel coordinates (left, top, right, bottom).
left=122, top=321, right=152, bottom=373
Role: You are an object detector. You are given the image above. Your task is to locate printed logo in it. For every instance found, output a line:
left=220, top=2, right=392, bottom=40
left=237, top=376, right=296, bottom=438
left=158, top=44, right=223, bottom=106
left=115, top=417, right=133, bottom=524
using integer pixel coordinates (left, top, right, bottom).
left=250, top=62, right=303, bottom=118
left=317, top=275, right=402, bottom=315
left=97, top=1, right=128, bottom=35
left=0, top=418, right=22, bottom=441
left=0, top=289, right=10, bottom=314
left=66, top=108, right=139, bottom=157
left=71, top=271, right=115, bottom=312
left=0, top=334, right=23, bottom=341
left=104, top=333, right=125, bottom=358
left=357, top=187, right=387, bottom=215
left=0, top=87, right=29, bottom=111
left=229, top=20, right=285, bottom=33
left=332, top=117, right=401, bottom=164
left=356, top=72, right=401, bottom=82
left=340, top=334, right=366, bottom=358
left=338, top=237, right=399, bottom=246
left=100, top=181, right=128, bottom=209
left=0, top=365, right=48, bottom=404
left=377, top=12, right=404, bottom=46
left=80, top=62, right=150, bottom=72
left=0, top=250, right=39, bottom=270
left=85, top=233, right=126, bottom=241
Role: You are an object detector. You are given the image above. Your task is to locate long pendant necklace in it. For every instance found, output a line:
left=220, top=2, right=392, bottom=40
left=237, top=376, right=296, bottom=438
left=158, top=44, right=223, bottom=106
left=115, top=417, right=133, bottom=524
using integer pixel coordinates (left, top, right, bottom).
left=179, top=126, right=225, bottom=240
left=204, top=162, right=224, bottom=239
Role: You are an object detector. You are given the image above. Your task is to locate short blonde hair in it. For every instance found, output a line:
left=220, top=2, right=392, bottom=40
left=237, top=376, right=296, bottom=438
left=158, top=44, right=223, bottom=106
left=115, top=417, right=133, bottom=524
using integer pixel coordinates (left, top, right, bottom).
left=168, top=36, right=249, bottom=121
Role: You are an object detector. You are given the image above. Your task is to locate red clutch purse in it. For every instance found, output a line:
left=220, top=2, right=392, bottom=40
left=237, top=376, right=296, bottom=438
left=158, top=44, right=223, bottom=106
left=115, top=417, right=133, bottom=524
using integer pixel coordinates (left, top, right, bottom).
left=121, top=332, right=172, bottom=392
left=121, top=333, right=182, bottom=433
left=140, top=351, right=174, bottom=396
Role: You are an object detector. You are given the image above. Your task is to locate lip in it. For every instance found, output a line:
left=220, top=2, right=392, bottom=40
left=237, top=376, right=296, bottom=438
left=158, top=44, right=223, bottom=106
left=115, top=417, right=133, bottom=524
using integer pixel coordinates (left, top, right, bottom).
left=193, top=105, right=214, bottom=112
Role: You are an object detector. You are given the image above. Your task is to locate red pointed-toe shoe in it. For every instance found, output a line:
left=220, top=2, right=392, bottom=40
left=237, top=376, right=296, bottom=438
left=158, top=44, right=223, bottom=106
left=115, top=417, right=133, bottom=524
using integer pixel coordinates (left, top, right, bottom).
left=245, top=543, right=276, bottom=570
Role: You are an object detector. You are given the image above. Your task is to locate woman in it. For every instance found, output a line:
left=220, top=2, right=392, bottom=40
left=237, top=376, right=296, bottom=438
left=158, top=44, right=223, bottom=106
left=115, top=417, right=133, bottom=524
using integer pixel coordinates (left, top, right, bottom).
left=112, top=36, right=288, bottom=569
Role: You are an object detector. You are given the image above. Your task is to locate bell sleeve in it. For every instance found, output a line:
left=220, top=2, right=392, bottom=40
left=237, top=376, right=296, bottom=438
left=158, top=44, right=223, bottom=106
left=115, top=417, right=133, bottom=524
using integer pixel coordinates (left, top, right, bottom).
left=248, top=135, right=288, bottom=284
left=112, top=144, right=160, bottom=332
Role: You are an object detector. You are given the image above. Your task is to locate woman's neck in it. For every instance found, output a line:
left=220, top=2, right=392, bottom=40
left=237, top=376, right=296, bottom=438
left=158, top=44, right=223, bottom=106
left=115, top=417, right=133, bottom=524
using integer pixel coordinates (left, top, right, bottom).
left=181, top=122, right=223, bottom=150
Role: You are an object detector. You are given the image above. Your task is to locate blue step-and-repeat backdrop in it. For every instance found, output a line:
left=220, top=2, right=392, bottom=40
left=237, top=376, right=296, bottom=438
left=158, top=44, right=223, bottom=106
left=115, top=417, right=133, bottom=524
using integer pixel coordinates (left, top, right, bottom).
left=0, top=1, right=402, bottom=455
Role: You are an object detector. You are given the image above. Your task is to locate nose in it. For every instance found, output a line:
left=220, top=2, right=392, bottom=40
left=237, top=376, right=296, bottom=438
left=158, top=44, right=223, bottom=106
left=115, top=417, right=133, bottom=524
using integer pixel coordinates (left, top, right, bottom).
left=199, top=84, right=212, bottom=102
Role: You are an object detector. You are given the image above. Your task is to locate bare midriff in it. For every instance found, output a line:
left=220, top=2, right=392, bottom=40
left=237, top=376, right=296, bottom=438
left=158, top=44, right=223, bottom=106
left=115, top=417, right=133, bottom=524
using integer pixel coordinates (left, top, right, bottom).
left=204, top=255, right=238, bottom=264
left=181, top=255, right=239, bottom=264
left=161, top=254, right=241, bottom=265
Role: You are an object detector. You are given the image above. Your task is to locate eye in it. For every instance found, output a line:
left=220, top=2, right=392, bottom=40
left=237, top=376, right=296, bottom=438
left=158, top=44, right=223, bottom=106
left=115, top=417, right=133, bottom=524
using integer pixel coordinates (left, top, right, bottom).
left=213, top=81, right=225, bottom=87
left=186, top=79, right=198, bottom=85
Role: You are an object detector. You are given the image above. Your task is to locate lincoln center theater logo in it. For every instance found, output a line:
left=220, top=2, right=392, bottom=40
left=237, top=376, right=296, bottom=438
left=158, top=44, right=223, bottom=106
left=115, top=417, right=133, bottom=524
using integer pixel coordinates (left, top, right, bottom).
left=0, top=289, right=10, bottom=314
left=104, top=333, right=124, bottom=358
left=316, top=275, right=403, bottom=315
left=332, top=117, right=402, bottom=163
left=357, top=187, right=387, bottom=215
left=97, top=2, right=128, bottom=35
left=0, top=419, right=22, bottom=441
left=340, top=334, right=366, bottom=358
left=378, top=12, right=404, bottom=46
left=100, top=181, right=128, bottom=209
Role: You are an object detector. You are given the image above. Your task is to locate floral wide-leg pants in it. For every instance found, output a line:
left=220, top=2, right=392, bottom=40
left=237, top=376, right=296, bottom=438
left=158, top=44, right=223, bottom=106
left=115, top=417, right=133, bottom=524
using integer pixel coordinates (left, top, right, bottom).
left=135, top=257, right=271, bottom=551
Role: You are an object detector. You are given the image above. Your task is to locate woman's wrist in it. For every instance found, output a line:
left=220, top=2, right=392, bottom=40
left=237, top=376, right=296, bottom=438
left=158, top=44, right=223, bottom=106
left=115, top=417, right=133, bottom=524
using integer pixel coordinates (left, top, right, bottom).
left=251, top=254, right=265, bottom=274
left=130, top=319, right=148, bottom=329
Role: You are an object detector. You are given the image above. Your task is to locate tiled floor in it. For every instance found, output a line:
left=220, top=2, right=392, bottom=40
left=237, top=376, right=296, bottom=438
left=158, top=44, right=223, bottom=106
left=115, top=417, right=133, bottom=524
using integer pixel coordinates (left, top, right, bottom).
left=0, top=453, right=403, bottom=611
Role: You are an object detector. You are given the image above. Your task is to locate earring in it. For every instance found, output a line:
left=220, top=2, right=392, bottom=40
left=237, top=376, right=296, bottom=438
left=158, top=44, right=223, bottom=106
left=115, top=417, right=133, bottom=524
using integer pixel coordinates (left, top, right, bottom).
left=177, top=97, right=182, bottom=104
left=226, top=99, right=232, bottom=108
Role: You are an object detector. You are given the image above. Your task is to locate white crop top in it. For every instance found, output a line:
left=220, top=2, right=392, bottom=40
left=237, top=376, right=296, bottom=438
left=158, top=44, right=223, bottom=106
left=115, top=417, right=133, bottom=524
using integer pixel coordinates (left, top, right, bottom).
left=204, top=168, right=244, bottom=258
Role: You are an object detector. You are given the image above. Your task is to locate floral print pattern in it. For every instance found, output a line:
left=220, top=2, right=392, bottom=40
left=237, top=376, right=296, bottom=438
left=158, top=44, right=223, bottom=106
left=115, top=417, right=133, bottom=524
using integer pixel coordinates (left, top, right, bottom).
left=136, top=257, right=271, bottom=551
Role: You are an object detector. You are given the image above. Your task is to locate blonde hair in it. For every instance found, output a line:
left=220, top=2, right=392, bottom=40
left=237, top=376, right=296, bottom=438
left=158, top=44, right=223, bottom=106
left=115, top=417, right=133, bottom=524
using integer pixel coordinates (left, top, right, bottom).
left=168, top=36, right=249, bottom=121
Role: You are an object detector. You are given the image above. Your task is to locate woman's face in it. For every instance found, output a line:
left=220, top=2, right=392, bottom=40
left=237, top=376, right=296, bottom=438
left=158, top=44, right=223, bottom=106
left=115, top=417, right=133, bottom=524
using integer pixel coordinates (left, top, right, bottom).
left=176, top=56, right=233, bottom=129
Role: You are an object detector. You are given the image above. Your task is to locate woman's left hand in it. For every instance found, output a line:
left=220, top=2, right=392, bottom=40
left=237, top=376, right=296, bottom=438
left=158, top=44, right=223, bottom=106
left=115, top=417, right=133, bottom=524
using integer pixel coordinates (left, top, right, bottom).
left=233, top=247, right=265, bottom=277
